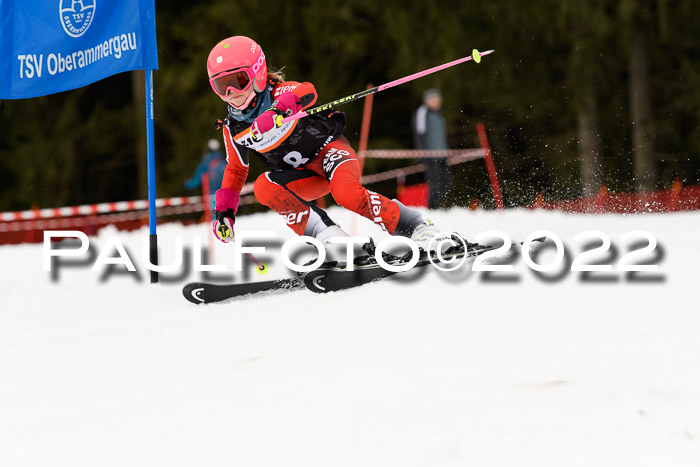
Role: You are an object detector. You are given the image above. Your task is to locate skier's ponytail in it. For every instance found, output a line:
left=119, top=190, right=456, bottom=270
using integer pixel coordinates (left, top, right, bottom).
left=267, top=67, right=286, bottom=83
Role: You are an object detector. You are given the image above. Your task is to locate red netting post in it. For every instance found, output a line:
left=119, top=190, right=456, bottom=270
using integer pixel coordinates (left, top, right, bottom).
left=202, top=172, right=212, bottom=222
left=476, top=123, right=504, bottom=210
left=668, top=177, right=682, bottom=212
left=532, top=192, right=545, bottom=210
left=595, top=185, right=608, bottom=213
left=202, top=172, right=216, bottom=265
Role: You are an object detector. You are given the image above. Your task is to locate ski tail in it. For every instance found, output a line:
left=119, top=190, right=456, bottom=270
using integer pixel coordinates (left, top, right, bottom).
left=183, top=278, right=303, bottom=304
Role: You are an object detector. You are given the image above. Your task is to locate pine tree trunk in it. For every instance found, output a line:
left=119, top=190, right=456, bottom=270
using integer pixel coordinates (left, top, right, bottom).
left=628, top=34, right=656, bottom=193
left=577, top=80, right=603, bottom=199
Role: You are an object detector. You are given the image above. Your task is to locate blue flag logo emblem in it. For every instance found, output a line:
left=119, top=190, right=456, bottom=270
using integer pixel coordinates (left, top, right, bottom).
left=59, top=0, right=96, bottom=38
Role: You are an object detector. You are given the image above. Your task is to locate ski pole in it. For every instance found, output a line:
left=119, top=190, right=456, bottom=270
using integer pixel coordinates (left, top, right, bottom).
left=246, top=252, right=268, bottom=274
left=280, top=48, right=494, bottom=125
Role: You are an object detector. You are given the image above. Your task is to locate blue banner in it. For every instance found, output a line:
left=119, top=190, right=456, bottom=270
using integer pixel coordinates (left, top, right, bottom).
left=0, top=0, right=158, bottom=99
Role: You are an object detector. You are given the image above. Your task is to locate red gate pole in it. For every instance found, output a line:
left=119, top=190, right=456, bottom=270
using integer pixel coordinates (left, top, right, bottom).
left=351, top=84, right=375, bottom=235
left=357, top=84, right=375, bottom=172
left=476, top=123, right=505, bottom=210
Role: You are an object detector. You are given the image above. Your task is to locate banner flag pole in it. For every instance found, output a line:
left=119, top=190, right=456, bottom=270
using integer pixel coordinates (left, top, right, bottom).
left=145, top=69, right=158, bottom=283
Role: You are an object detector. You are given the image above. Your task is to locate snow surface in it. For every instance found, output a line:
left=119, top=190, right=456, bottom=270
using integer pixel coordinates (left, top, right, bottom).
left=1, top=207, right=700, bottom=467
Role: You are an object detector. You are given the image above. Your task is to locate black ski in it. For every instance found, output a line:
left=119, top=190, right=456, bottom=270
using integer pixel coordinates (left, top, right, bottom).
left=301, top=242, right=495, bottom=293
left=182, top=240, right=519, bottom=304
left=183, top=278, right=304, bottom=304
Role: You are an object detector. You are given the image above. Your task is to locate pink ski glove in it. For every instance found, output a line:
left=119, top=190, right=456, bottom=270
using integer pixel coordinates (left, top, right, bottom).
left=212, top=188, right=240, bottom=243
left=250, top=93, right=302, bottom=142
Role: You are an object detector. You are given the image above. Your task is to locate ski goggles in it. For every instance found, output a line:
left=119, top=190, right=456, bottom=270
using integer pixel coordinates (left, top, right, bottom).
left=209, top=67, right=254, bottom=98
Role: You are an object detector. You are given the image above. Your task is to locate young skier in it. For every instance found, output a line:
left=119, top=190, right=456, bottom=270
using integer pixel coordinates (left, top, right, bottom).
left=207, top=36, right=451, bottom=264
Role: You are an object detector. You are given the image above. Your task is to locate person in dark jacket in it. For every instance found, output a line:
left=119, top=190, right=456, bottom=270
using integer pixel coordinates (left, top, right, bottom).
left=184, top=139, right=226, bottom=194
left=185, top=138, right=226, bottom=219
left=412, top=88, right=453, bottom=209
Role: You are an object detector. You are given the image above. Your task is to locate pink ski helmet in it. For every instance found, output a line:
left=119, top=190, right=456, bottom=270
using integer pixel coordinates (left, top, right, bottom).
left=207, top=36, right=267, bottom=97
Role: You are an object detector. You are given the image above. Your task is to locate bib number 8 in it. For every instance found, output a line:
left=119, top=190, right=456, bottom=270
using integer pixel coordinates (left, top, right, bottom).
left=283, top=151, right=310, bottom=168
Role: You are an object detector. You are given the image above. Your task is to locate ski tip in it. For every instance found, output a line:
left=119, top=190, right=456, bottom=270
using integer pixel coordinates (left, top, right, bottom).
left=182, top=282, right=207, bottom=305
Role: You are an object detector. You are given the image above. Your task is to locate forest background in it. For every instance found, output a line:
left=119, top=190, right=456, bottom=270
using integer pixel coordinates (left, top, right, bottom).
left=1, top=0, right=698, bottom=212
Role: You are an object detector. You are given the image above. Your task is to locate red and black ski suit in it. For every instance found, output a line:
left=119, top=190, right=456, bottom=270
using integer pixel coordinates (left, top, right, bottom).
left=219, top=79, right=403, bottom=237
